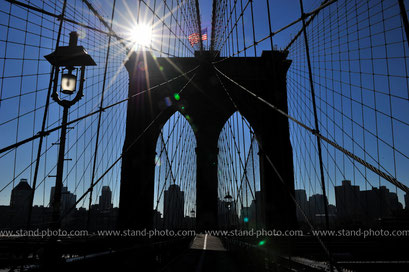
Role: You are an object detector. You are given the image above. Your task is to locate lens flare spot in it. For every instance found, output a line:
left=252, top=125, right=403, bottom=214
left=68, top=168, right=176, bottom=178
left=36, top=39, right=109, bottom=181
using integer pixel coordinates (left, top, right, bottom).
left=258, top=240, right=266, bottom=246
left=154, top=155, right=161, bottom=166
left=77, top=29, right=86, bottom=39
left=174, top=93, right=180, bottom=101
left=164, top=97, right=172, bottom=107
left=137, top=61, right=145, bottom=71
left=244, top=217, right=249, bottom=223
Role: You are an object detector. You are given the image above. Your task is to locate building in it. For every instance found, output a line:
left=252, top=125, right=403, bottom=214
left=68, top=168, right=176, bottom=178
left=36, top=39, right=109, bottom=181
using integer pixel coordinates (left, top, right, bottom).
left=405, top=193, right=409, bottom=210
left=153, top=209, right=163, bottom=228
left=50, top=186, right=77, bottom=215
left=360, top=186, right=403, bottom=221
left=335, top=180, right=403, bottom=225
left=237, top=191, right=265, bottom=228
left=0, top=183, right=122, bottom=231
left=10, top=179, right=33, bottom=209
left=309, top=194, right=328, bottom=215
left=335, top=180, right=362, bottom=221
left=163, top=184, right=184, bottom=229
left=308, top=194, right=329, bottom=226
left=9, top=179, right=33, bottom=227
left=99, top=186, right=113, bottom=211
left=295, top=189, right=308, bottom=222
left=30, top=205, right=52, bottom=227
left=248, top=191, right=264, bottom=228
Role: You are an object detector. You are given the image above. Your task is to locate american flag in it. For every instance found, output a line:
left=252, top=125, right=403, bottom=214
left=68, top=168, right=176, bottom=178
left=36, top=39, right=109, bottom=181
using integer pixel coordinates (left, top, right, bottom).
left=201, top=28, right=208, bottom=41
left=188, top=28, right=208, bottom=46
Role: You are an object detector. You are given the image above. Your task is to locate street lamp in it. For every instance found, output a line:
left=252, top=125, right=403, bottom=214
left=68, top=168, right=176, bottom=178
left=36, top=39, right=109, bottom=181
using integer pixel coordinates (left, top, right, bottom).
left=224, top=193, right=233, bottom=210
left=224, top=193, right=233, bottom=228
left=45, top=31, right=96, bottom=228
left=190, top=209, right=196, bottom=229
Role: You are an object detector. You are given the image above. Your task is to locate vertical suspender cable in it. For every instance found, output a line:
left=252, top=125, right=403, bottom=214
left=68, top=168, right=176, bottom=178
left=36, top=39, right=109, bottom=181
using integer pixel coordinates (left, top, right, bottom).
left=87, top=0, right=117, bottom=229
left=298, top=0, right=330, bottom=230
left=249, top=0, right=256, bottom=56
left=265, top=0, right=273, bottom=49
left=27, top=0, right=68, bottom=228
left=195, top=0, right=203, bottom=51
left=299, top=0, right=333, bottom=271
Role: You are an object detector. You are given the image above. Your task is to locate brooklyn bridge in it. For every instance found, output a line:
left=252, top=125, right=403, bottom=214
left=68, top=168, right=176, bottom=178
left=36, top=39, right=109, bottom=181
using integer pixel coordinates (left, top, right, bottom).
left=0, top=0, right=409, bottom=271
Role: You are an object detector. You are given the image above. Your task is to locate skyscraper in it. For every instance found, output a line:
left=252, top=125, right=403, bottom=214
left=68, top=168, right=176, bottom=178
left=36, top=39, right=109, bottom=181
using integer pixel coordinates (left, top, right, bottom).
left=309, top=194, right=328, bottom=214
left=335, top=180, right=362, bottom=220
left=309, top=194, right=329, bottom=225
left=10, top=178, right=33, bottom=209
left=164, top=184, right=184, bottom=229
left=249, top=191, right=264, bottom=227
left=295, top=189, right=308, bottom=222
left=49, top=186, right=76, bottom=215
left=335, top=180, right=403, bottom=225
left=99, top=186, right=113, bottom=211
left=10, top=179, right=33, bottom=227
left=360, top=186, right=403, bottom=219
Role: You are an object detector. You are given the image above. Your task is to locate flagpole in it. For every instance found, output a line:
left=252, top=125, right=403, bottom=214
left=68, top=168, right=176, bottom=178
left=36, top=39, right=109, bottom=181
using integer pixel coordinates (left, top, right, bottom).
left=195, top=0, right=203, bottom=51
left=208, top=29, right=209, bottom=49
left=207, top=28, right=209, bottom=49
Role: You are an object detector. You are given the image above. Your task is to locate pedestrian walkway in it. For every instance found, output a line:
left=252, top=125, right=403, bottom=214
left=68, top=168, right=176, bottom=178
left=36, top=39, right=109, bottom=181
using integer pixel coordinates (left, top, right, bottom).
left=161, top=234, right=243, bottom=272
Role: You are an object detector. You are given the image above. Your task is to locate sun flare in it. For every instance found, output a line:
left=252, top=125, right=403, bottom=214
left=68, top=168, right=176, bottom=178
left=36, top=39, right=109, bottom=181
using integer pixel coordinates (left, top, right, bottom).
left=130, top=24, right=152, bottom=47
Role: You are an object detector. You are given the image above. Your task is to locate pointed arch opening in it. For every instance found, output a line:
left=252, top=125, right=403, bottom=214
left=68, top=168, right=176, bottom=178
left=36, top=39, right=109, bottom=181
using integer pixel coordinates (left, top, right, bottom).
left=153, top=111, right=197, bottom=229
left=217, top=111, right=261, bottom=229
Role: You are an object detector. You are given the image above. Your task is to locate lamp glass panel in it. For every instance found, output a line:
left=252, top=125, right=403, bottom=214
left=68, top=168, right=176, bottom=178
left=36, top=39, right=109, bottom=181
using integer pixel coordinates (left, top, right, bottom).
left=61, top=73, right=77, bottom=94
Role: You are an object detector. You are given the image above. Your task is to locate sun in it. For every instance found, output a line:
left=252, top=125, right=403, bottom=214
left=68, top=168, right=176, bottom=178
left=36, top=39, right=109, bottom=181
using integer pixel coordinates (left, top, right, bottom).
left=130, top=24, right=152, bottom=48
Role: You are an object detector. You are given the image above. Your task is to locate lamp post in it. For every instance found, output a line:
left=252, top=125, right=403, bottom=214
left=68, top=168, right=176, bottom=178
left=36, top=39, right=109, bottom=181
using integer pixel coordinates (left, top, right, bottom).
left=45, top=31, right=96, bottom=229
left=224, top=193, right=233, bottom=209
left=224, top=193, right=233, bottom=228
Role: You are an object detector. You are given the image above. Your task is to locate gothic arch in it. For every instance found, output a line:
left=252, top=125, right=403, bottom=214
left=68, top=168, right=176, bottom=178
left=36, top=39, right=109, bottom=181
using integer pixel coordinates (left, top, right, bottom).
left=119, top=50, right=296, bottom=230
left=217, top=111, right=262, bottom=228
left=153, top=111, right=197, bottom=229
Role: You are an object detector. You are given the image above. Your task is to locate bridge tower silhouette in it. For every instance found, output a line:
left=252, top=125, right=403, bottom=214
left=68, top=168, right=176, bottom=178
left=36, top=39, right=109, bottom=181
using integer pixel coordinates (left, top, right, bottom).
left=119, top=50, right=296, bottom=230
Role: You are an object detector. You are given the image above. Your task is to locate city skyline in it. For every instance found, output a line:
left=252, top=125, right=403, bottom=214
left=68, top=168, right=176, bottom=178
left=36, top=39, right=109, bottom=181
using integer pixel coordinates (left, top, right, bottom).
left=2, top=176, right=407, bottom=231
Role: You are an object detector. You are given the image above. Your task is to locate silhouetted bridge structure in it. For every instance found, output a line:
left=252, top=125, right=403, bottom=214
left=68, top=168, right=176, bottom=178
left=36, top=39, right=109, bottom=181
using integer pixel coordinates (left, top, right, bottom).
left=1, top=0, right=409, bottom=271
left=2, top=234, right=409, bottom=271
